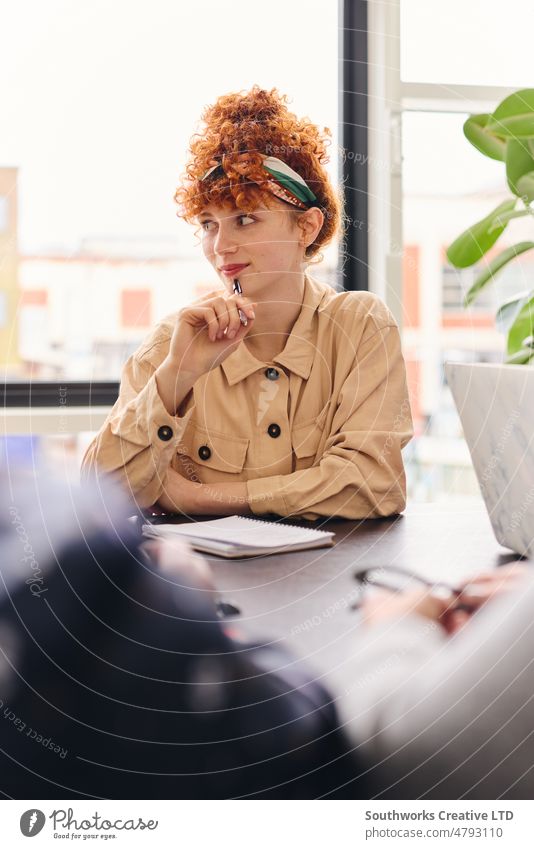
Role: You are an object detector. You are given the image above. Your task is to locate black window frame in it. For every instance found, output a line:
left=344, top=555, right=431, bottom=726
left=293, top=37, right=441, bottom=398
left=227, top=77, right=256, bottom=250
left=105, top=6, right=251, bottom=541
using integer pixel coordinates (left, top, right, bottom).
left=338, top=0, right=369, bottom=292
left=1, top=382, right=120, bottom=408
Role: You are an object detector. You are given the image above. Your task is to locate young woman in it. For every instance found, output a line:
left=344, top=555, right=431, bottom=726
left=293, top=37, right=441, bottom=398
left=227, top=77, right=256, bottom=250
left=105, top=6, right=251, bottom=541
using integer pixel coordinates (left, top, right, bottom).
left=82, top=86, right=413, bottom=520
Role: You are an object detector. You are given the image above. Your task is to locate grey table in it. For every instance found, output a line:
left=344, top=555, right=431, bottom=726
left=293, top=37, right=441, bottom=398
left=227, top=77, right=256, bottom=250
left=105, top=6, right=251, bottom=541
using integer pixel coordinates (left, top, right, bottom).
left=167, top=501, right=521, bottom=702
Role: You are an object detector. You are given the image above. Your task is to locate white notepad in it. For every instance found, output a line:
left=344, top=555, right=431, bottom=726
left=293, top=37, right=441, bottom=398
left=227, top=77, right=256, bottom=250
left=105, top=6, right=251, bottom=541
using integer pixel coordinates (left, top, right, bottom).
left=142, top=515, right=335, bottom=558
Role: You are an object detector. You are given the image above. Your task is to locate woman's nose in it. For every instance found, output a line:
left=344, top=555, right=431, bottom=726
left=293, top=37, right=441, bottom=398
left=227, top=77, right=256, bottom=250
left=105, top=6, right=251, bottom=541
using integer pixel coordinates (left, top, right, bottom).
left=213, top=225, right=238, bottom=256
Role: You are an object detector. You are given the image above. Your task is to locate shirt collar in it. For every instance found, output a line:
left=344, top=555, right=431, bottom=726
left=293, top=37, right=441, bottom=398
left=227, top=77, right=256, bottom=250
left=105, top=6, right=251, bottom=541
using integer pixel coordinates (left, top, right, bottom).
left=220, top=271, right=331, bottom=386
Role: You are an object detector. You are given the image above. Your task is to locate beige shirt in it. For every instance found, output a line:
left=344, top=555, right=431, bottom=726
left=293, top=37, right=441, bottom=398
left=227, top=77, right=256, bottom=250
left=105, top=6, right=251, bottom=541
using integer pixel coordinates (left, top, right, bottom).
left=81, top=271, right=413, bottom=521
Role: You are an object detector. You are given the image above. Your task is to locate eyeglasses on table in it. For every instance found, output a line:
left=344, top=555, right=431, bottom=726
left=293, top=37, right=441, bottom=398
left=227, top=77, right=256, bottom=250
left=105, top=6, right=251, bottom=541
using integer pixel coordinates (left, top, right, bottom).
left=351, top=564, right=475, bottom=613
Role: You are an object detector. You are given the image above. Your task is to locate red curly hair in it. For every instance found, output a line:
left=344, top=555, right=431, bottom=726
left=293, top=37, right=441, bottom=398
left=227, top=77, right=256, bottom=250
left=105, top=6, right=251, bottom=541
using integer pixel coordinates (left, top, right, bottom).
left=173, top=86, right=342, bottom=261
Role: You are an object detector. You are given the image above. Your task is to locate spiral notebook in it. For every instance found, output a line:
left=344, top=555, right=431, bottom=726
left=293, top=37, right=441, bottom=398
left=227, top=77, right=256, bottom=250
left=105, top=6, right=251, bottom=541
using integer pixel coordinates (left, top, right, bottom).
left=142, top=515, right=335, bottom=558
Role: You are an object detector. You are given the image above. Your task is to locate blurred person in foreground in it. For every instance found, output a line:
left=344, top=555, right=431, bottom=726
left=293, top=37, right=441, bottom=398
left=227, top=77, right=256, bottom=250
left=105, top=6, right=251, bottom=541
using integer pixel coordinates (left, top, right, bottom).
left=348, top=565, right=534, bottom=799
left=0, top=472, right=533, bottom=799
left=0, top=473, right=351, bottom=799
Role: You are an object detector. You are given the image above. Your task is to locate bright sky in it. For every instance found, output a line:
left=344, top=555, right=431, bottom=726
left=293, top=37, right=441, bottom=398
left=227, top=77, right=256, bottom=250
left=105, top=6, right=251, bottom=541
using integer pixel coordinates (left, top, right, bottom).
left=1, top=0, right=337, bottom=253
left=1, top=0, right=531, bottom=253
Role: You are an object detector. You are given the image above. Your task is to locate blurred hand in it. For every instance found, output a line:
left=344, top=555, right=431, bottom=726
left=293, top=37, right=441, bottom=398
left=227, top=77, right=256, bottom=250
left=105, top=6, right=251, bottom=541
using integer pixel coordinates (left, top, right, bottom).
left=142, top=535, right=216, bottom=598
left=360, top=587, right=450, bottom=630
left=452, top=563, right=528, bottom=614
left=360, top=563, right=530, bottom=636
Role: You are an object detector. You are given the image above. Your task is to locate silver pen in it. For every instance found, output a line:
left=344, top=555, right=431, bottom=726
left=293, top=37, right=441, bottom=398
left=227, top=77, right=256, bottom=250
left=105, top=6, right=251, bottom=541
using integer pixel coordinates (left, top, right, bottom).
left=233, top=278, right=248, bottom=326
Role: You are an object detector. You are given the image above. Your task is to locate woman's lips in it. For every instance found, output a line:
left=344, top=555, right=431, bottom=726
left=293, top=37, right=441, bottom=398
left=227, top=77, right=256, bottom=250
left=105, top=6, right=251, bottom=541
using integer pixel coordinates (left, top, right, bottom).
left=220, top=263, right=249, bottom=276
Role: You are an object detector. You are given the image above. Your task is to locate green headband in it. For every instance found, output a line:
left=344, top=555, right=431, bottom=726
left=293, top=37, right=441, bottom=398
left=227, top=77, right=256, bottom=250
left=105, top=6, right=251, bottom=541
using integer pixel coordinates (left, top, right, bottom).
left=200, top=153, right=318, bottom=209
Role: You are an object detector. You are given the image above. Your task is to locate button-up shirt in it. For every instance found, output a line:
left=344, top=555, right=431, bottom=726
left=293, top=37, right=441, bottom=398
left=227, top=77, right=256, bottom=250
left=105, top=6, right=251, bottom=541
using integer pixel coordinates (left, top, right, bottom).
left=81, top=271, right=413, bottom=521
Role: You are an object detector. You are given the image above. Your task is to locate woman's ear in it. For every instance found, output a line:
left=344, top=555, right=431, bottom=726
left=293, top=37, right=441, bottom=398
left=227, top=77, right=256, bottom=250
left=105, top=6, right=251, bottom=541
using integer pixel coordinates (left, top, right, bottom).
left=298, top=207, right=324, bottom=248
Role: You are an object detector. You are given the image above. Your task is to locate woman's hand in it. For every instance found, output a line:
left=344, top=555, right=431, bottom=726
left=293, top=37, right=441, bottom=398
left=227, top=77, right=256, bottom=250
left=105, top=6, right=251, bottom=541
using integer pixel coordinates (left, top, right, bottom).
left=360, top=564, right=529, bottom=635
left=156, top=468, right=204, bottom=516
left=144, top=535, right=216, bottom=592
left=141, top=535, right=219, bottom=614
left=169, top=288, right=257, bottom=377
left=154, top=289, right=258, bottom=415
left=452, top=563, right=527, bottom=618
left=360, top=588, right=450, bottom=631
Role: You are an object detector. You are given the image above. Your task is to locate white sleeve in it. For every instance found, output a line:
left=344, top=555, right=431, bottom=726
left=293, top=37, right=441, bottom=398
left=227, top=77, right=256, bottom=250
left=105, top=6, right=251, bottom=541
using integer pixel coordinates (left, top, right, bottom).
left=339, top=577, right=534, bottom=798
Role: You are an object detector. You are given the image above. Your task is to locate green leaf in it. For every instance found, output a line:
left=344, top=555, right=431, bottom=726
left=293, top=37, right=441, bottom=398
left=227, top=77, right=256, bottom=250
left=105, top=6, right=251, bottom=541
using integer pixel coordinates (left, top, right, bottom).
left=463, top=114, right=506, bottom=161
left=496, top=291, right=534, bottom=335
left=487, top=114, right=534, bottom=138
left=464, top=241, right=534, bottom=306
left=517, top=172, right=534, bottom=204
left=506, top=138, right=534, bottom=197
left=487, top=90, right=534, bottom=138
left=492, top=89, right=534, bottom=121
left=507, top=294, right=534, bottom=355
left=447, top=199, right=517, bottom=268
left=505, top=347, right=534, bottom=364
left=488, top=209, right=532, bottom=233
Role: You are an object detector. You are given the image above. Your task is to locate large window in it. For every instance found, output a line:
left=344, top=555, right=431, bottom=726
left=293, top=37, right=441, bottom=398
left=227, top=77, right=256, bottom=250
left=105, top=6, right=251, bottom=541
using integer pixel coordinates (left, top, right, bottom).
left=373, top=0, right=533, bottom=502
left=401, top=0, right=533, bottom=88
left=2, top=0, right=339, bottom=382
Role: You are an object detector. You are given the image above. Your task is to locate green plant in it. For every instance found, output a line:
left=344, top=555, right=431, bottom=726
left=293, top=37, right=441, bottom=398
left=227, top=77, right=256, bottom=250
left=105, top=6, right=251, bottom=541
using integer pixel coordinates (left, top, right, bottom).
left=446, top=89, right=534, bottom=364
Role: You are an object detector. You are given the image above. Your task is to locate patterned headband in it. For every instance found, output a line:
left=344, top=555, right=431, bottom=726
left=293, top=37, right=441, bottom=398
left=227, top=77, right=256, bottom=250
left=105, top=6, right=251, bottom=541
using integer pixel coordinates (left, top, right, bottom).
left=199, top=153, right=318, bottom=210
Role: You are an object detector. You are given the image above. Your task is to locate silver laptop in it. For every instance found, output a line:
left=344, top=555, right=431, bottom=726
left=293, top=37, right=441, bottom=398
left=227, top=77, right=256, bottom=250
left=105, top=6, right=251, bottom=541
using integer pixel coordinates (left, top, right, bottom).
left=445, top=361, right=534, bottom=557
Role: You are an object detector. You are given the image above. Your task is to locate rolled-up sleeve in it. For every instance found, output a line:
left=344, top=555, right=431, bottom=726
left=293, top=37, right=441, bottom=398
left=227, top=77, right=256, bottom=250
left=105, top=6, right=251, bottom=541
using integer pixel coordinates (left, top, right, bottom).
left=246, top=322, right=413, bottom=521
left=81, top=348, right=196, bottom=509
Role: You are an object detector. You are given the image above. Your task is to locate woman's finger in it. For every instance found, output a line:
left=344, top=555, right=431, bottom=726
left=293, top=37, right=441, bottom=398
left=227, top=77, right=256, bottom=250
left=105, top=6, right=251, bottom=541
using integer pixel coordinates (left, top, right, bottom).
left=181, top=304, right=218, bottom=334
left=181, top=296, right=257, bottom=344
left=226, top=300, right=246, bottom=339
left=455, top=577, right=526, bottom=611
left=210, top=298, right=231, bottom=338
left=361, top=587, right=450, bottom=627
left=197, top=306, right=218, bottom=341
left=460, top=564, right=527, bottom=586
left=442, top=608, right=471, bottom=635
left=212, top=296, right=257, bottom=339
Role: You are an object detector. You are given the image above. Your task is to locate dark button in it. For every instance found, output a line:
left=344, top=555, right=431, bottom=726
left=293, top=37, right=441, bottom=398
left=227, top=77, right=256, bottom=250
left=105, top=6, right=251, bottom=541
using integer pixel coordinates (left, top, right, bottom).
left=267, top=423, right=281, bottom=438
left=265, top=367, right=280, bottom=381
left=198, top=445, right=212, bottom=461
left=157, top=425, right=173, bottom=442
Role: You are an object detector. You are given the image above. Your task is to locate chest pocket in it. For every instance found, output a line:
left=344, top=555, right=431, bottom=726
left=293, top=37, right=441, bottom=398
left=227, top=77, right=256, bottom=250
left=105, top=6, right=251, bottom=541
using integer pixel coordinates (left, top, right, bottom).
left=176, top=422, right=249, bottom=474
left=291, top=402, right=330, bottom=461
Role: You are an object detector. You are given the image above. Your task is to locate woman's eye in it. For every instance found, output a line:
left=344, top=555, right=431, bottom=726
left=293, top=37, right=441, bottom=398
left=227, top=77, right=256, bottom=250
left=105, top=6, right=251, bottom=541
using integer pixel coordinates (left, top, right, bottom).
left=199, top=215, right=253, bottom=232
